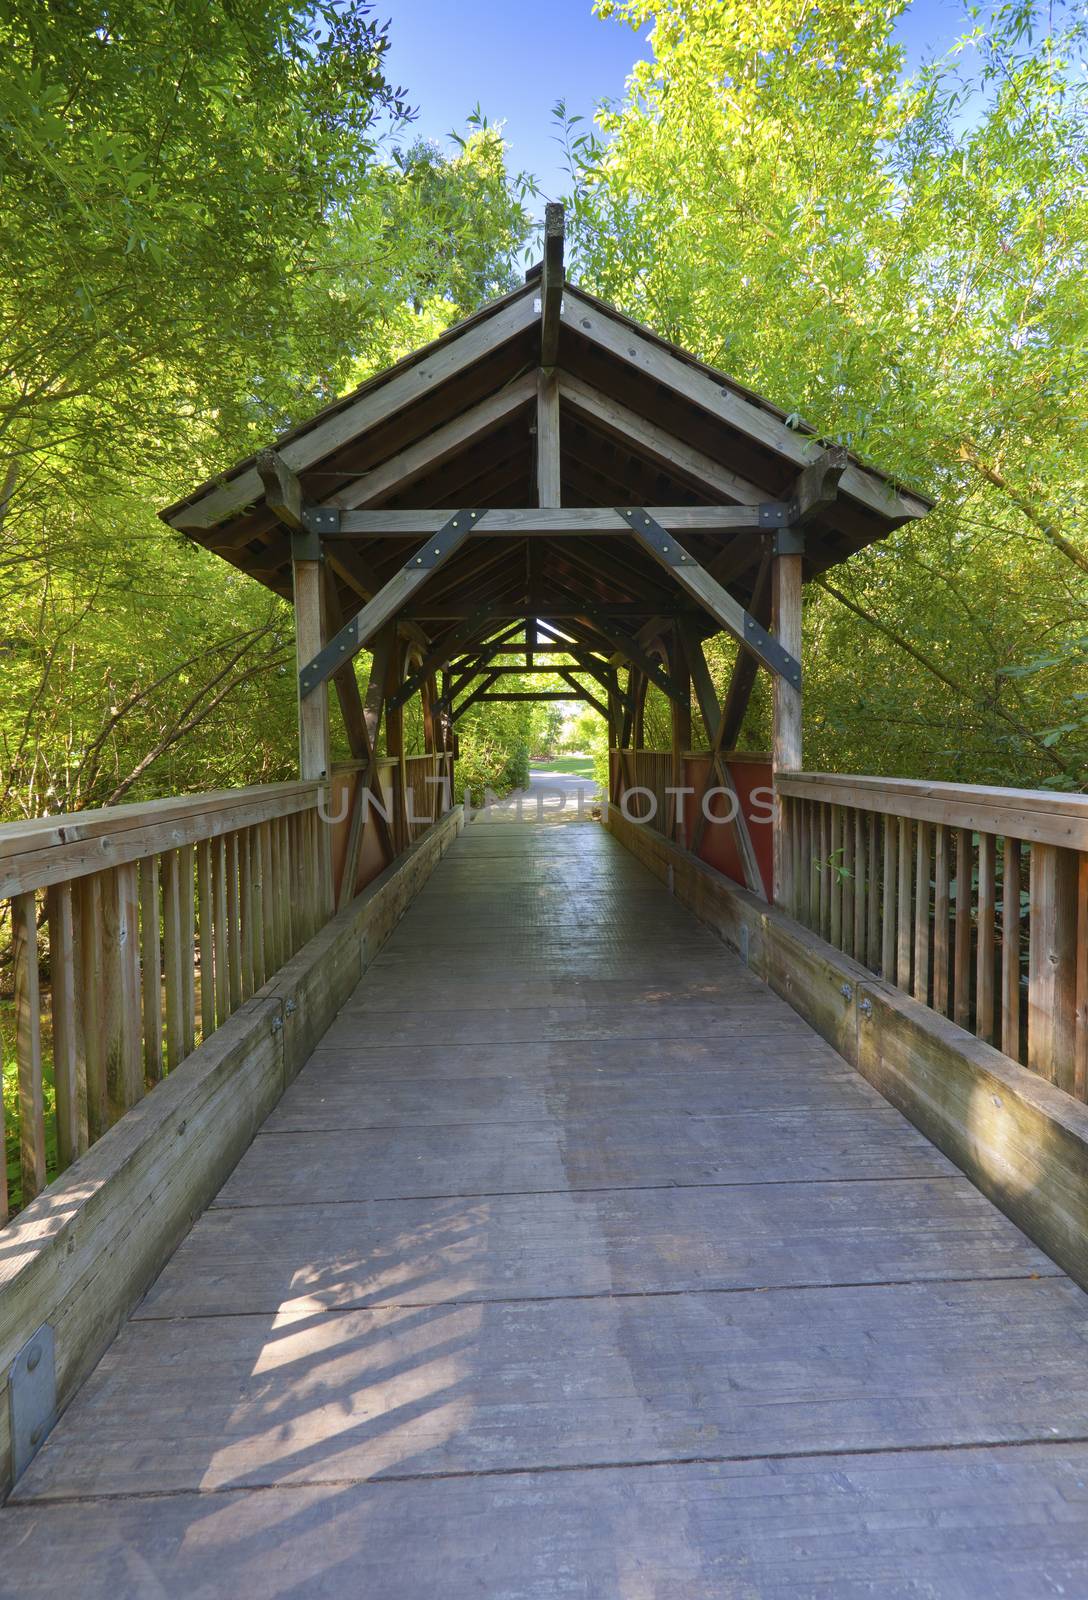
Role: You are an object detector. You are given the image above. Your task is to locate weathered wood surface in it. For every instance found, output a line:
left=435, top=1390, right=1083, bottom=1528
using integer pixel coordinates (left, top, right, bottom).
left=5, top=818, right=1088, bottom=1595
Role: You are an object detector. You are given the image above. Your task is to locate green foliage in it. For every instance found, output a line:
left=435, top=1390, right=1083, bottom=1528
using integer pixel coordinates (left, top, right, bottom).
left=564, top=0, right=1088, bottom=787
left=0, top=1, right=532, bottom=821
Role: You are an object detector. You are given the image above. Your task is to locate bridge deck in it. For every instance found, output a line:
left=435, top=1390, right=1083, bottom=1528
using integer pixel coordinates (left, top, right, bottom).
left=5, top=819, right=1088, bottom=1595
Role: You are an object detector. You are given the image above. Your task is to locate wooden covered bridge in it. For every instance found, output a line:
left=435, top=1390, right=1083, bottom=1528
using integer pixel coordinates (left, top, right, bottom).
left=3, top=208, right=1088, bottom=1595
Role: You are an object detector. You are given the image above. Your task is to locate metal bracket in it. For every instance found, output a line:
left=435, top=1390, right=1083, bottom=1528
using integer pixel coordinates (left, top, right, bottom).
left=290, top=527, right=323, bottom=563
left=616, top=507, right=694, bottom=566
left=758, top=500, right=800, bottom=528
left=302, top=506, right=341, bottom=537
left=742, top=615, right=803, bottom=690
left=404, top=510, right=479, bottom=570
left=773, top=526, right=806, bottom=557
left=8, top=1323, right=56, bottom=1481
left=300, top=613, right=361, bottom=696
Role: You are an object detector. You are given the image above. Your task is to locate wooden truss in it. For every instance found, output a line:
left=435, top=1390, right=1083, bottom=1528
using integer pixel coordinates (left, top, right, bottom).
left=166, top=204, right=930, bottom=912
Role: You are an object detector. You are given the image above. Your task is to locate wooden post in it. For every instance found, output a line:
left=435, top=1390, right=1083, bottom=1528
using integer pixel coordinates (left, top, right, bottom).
left=536, top=369, right=561, bottom=509
left=669, top=630, right=691, bottom=845
left=772, top=543, right=803, bottom=908
left=1028, top=843, right=1079, bottom=1093
left=292, top=536, right=330, bottom=780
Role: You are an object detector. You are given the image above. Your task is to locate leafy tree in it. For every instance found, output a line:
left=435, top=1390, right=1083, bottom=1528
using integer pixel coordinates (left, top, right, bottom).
left=564, top=0, right=1088, bottom=786
left=0, top=0, right=533, bottom=821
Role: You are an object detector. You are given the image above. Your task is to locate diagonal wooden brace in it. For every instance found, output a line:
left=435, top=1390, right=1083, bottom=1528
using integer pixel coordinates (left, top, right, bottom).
left=299, top=510, right=479, bottom=699
left=619, top=508, right=801, bottom=689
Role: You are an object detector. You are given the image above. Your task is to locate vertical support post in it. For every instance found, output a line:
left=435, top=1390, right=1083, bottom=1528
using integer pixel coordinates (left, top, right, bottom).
left=385, top=635, right=408, bottom=855
left=669, top=630, right=691, bottom=845
left=1028, top=843, right=1079, bottom=1093
left=772, top=539, right=803, bottom=908
left=292, top=532, right=329, bottom=781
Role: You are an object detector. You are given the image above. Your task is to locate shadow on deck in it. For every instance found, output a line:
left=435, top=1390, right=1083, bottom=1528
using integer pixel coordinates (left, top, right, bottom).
left=3, top=817, right=1088, bottom=1596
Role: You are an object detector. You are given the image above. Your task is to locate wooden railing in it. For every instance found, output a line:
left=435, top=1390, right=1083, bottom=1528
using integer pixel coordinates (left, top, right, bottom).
left=0, top=782, right=333, bottom=1224
left=611, top=750, right=673, bottom=835
left=778, top=774, right=1088, bottom=1098
left=403, top=752, right=448, bottom=842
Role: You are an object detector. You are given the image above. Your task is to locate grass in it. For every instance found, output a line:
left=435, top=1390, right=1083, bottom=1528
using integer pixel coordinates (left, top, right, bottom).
left=529, top=755, right=598, bottom=777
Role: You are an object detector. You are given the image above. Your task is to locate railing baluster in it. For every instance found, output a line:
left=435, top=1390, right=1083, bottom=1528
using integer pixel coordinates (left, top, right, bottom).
left=13, top=891, right=46, bottom=1203
left=853, top=808, right=867, bottom=965
left=227, top=832, right=242, bottom=1014
left=896, top=816, right=913, bottom=993
left=881, top=814, right=897, bottom=981
left=179, top=844, right=197, bottom=1058
left=953, top=828, right=973, bottom=1031
left=1002, top=838, right=1022, bottom=1062
left=213, top=834, right=229, bottom=1024
left=841, top=808, right=855, bottom=958
left=162, top=849, right=186, bottom=1072
left=976, top=833, right=997, bottom=1044
left=48, top=880, right=87, bottom=1168
left=79, top=872, right=108, bottom=1139
left=140, top=857, right=164, bottom=1086
left=933, top=825, right=951, bottom=1016
left=913, top=821, right=931, bottom=1006
left=197, top=840, right=215, bottom=1041
left=829, top=806, right=843, bottom=950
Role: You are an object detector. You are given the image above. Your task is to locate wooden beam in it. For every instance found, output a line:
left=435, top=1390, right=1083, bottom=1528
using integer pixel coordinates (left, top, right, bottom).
left=562, top=288, right=931, bottom=523
left=323, top=569, right=368, bottom=761
left=772, top=539, right=804, bottom=909
left=560, top=669, right=608, bottom=718
left=620, top=508, right=801, bottom=687
left=793, top=445, right=849, bottom=523
left=540, top=201, right=565, bottom=367
left=572, top=613, right=687, bottom=706
left=256, top=449, right=304, bottom=531
left=318, top=505, right=775, bottom=538
left=558, top=372, right=763, bottom=506
left=166, top=291, right=538, bottom=531
left=536, top=369, right=561, bottom=508
left=299, top=512, right=478, bottom=698
left=291, top=535, right=330, bottom=777
left=330, top=372, right=537, bottom=511
left=718, top=549, right=772, bottom=750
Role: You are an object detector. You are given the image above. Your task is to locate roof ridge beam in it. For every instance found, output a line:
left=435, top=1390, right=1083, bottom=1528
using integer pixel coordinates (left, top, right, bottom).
left=540, top=202, right=565, bottom=368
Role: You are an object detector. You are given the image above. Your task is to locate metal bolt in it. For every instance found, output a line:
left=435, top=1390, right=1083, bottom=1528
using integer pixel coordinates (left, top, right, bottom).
left=840, top=982, right=853, bottom=1002
left=26, top=1346, right=40, bottom=1374
left=859, top=998, right=873, bottom=1019
left=30, top=1427, right=42, bottom=1447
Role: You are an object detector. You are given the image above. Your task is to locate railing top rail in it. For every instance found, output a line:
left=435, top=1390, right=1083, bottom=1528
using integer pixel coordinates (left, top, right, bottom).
left=0, top=780, right=323, bottom=898
left=777, top=771, right=1088, bottom=850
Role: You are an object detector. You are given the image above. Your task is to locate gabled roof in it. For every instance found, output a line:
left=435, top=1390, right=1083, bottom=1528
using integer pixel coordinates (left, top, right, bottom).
left=160, top=275, right=931, bottom=644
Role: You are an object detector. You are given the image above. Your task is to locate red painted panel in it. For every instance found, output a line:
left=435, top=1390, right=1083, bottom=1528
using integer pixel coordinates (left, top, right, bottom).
left=681, top=753, right=773, bottom=896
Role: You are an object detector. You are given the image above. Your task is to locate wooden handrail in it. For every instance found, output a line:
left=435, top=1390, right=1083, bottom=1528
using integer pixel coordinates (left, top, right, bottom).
left=777, top=772, right=1088, bottom=851
left=0, top=782, right=324, bottom=897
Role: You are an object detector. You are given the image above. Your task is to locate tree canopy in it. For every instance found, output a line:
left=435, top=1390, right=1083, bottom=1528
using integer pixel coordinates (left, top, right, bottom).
left=562, top=0, right=1088, bottom=786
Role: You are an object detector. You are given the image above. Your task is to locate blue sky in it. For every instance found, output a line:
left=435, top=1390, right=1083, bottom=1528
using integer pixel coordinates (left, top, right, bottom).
left=383, top=0, right=975, bottom=206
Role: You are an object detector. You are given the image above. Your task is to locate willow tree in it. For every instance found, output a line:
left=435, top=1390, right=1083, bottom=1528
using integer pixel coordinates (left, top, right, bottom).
left=0, top=3, right=532, bottom=819
left=565, top=0, right=1088, bottom=786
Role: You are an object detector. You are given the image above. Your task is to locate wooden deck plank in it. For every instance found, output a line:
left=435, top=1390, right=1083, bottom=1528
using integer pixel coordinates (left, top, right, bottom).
left=6, top=816, right=1088, bottom=1596
left=260, top=1059, right=889, bottom=1131
left=209, top=1108, right=953, bottom=1207
left=5, top=1446, right=1088, bottom=1600
left=136, top=1177, right=1058, bottom=1319
left=13, top=1278, right=1088, bottom=1499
